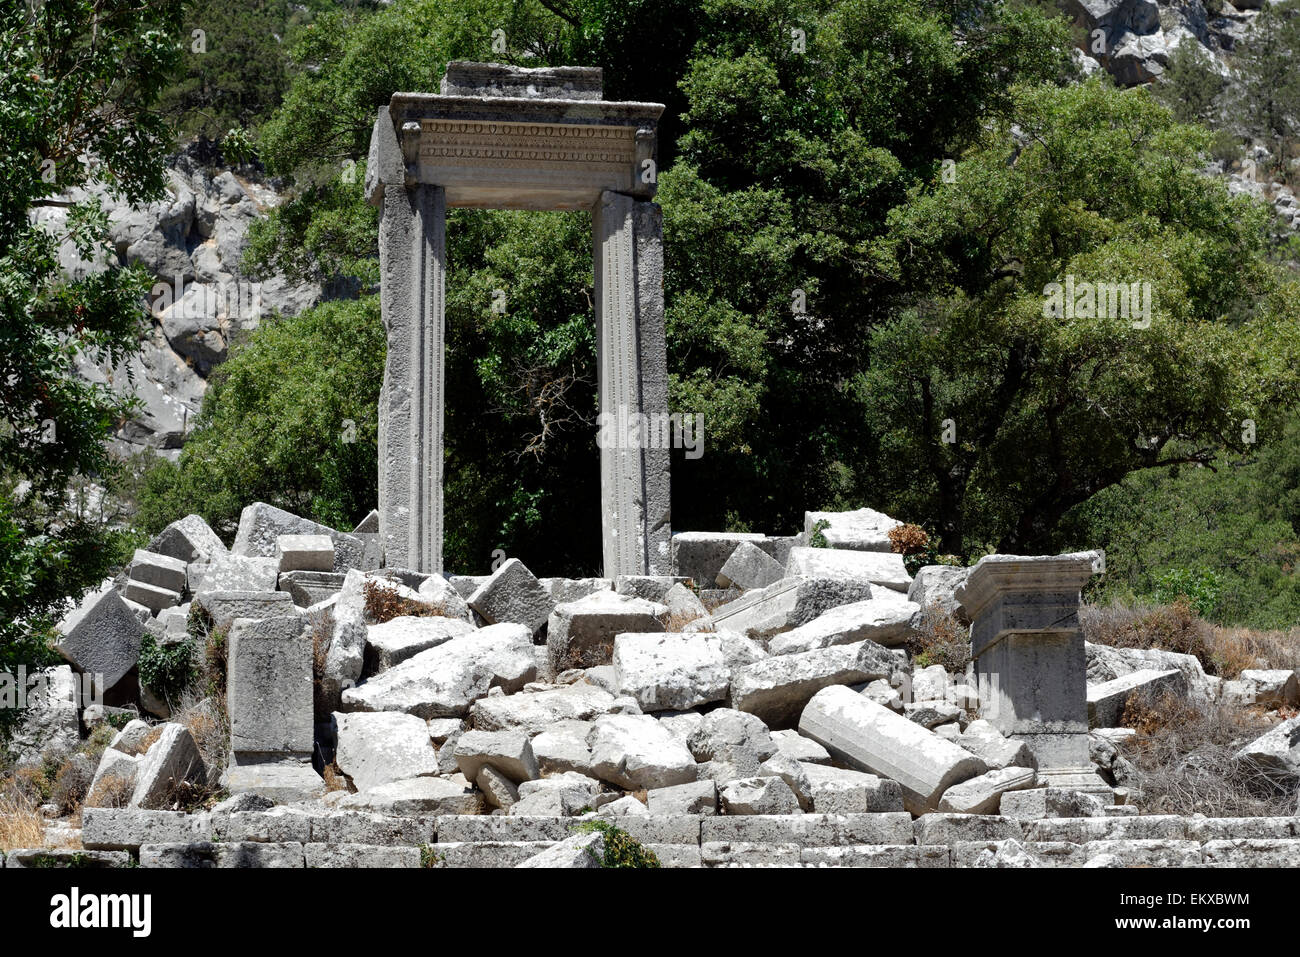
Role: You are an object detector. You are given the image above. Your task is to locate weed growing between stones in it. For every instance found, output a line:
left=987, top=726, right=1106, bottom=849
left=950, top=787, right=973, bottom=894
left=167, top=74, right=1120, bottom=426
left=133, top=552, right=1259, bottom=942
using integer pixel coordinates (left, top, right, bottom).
left=573, top=819, right=661, bottom=868
left=362, top=579, right=449, bottom=623
left=1121, top=689, right=1297, bottom=816
left=905, top=604, right=971, bottom=672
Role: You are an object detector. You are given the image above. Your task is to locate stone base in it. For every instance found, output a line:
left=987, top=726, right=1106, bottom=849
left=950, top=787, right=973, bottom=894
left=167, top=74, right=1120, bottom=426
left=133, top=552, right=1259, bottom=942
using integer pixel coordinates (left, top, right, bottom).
left=223, top=755, right=325, bottom=803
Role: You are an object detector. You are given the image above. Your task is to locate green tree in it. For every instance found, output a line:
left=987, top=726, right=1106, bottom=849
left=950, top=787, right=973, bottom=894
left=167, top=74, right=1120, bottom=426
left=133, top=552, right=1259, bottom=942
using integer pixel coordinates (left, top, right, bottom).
left=1, top=0, right=185, bottom=738
left=1153, top=37, right=1227, bottom=127
left=861, top=80, right=1300, bottom=556
left=1234, top=0, right=1300, bottom=170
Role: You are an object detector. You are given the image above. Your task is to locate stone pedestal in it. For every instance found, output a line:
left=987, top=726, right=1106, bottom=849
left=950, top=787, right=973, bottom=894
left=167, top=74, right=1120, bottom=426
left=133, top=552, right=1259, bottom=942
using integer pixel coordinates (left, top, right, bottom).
left=367, top=62, right=669, bottom=576
left=956, top=552, right=1109, bottom=789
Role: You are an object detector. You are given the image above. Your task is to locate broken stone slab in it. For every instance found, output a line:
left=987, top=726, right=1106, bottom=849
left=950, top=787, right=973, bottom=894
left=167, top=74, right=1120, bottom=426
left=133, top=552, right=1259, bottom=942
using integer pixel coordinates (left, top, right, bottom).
left=599, top=794, right=650, bottom=816
left=223, top=756, right=326, bottom=803
left=511, top=771, right=602, bottom=816
left=998, top=787, right=1107, bottom=820
left=799, top=762, right=905, bottom=814
left=937, top=766, right=1037, bottom=814
left=332, top=711, right=440, bottom=792
left=908, top=663, right=952, bottom=703
left=686, top=709, right=776, bottom=765
left=770, top=729, right=831, bottom=765
left=232, top=502, right=366, bottom=571
left=1085, top=641, right=1215, bottom=701
left=587, top=714, right=697, bottom=790
left=86, top=747, right=140, bottom=807
left=341, top=623, right=536, bottom=718
left=128, top=548, right=188, bottom=593
left=802, top=507, right=902, bottom=552
left=538, top=577, right=612, bottom=605
left=671, top=531, right=767, bottom=585
left=767, top=595, right=920, bottom=655
left=661, top=582, right=710, bottom=631
left=192, top=555, right=280, bottom=596
left=364, top=615, right=475, bottom=673
left=338, top=776, right=483, bottom=815
left=1087, top=668, right=1187, bottom=728
left=1240, top=669, right=1299, bottom=709
left=800, top=685, right=988, bottom=814
left=81, top=808, right=212, bottom=850
left=476, top=765, right=519, bottom=809
left=785, top=546, right=912, bottom=592
left=146, top=514, right=228, bottom=564
left=454, top=729, right=540, bottom=784
left=613, top=633, right=729, bottom=712
left=227, top=615, right=312, bottom=755
left=530, top=719, right=597, bottom=776
left=647, top=779, right=718, bottom=815
left=956, top=720, right=1037, bottom=771
left=710, top=577, right=874, bottom=640
left=123, top=579, right=182, bottom=613
left=132, top=723, right=207, bottom=809
left=468, top=558, right=555, bottom=635
left=720, top=775, right=801, bottom=815
left=352, top=509, right=380, bottom=534
left=717, top=541, right=785, bottom=590
left=470, top=683, right=614, bottom=734
left=276, top=533, right=335, bottom=573
left=547, top=589, right=666, bottom=673
left=194, top=590, right=296, bottom=631
left=717, top=629, right=767, bottom=671
left=616, top=575, right=690, bottom=604
left=730, top=641, right=895, bottom=728
left=907, top=565, right=970, bottom=622
left=415, top=573, right=474, bottom=622
left=517, top=830, right=604, bottom=868
left=55, top=582, right=144, bottom=693
left=1234, top=714, right=1300, bottom=783
left=279, top=570, right=346, bottom=608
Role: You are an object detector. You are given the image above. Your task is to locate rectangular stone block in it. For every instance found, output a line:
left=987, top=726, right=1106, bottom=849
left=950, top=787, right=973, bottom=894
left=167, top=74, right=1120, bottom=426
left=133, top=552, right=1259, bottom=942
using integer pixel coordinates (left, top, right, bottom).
left=786, top=546, right=912, bottom=592
left=1201, top=838, right=1300, bottom=867
left=950, top=840, right=1085, bottom=867
left=310, top=811, right=435, bottom=846
left=81, top=808, right=210, bottom=851
left=800, top=845, right=951, bottom=867
left=123, top=579, right=182, bottom=612
left=139, top=843, right=218, bottom=868
left=226, top=615, right=312, bottom=754
left=195, top=590, right=295, bottom=631
left=234, top=502, right=366, bottom=572
left=434, top=815, right=571, bottom=843
left=913, top=813, right=1023, bottom=846
left=55, top=583, right=144, bottom=693
left=646, top=843, right=703, bottom=868
left=276, top=534, right=335, bottom=572
left=1023, top=815, right=1188, bottom=843
left=1080, top=839, right=1202, bottom=867
left=430, top=841, right=554, bottom=868
left=702, top=841, right=801, bottom=867
left=304, top=843, right=423, bottom=868
left=129, top=548, right=188, bottom=592
left=700, top=813, right=914, bottom=847
left=210, top=809, right=315, bottom=844
left=214, top=841, right=305, bottom=868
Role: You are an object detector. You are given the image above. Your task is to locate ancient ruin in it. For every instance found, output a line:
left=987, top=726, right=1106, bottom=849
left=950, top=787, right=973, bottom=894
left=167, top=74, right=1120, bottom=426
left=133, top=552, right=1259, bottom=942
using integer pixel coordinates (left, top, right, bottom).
left=365, top=62, right=671, bottom=578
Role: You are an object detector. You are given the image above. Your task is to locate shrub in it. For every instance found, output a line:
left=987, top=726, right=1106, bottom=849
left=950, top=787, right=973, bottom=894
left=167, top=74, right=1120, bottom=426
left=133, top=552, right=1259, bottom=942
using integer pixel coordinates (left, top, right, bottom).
left=808, top=519, right=831, bottom=548
left=49, top=754, right=95, bottom=816
left=1120, top=690, right=1296, bottom=816
left=572, top=819, right=661, bottom=868
left=905, top=604, right=971, bottom=672
left=1152, top=568, right=1223, bottom=619
left=137, top=634, right=199, bottom=704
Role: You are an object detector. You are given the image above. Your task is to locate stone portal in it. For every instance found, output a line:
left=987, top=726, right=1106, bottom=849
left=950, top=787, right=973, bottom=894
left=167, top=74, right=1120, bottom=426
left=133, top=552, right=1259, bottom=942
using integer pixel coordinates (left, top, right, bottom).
left=366, top=62, right=671, bottom=577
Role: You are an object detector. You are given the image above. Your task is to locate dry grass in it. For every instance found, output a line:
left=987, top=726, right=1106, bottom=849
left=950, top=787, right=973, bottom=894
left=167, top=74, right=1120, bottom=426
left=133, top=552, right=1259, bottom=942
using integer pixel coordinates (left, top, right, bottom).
left=174, top=692, right=229, bottom=792
left=321, top=762, right=351, bottom=793
left=49, top=754, right=95, bottom=816
left=0, top=792, right=46, bottom=851
left=663, top=610, right=708, bottom=633
left=363, top=579, right=448, bottom=623
left=309, top=608, right=333, bottom=716
left=904, top=603, right=971, bottom=672
left=84, top=773, right=133, bottom=810
left=1080, top=598, right=1300, bottom=679
left=1120, top=690, right=1297, bottom=817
